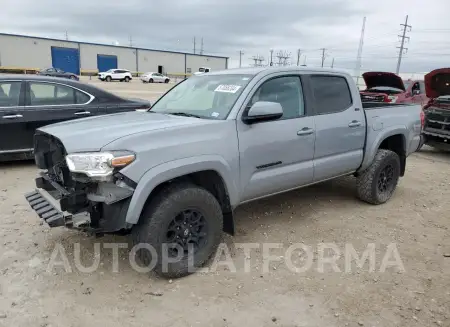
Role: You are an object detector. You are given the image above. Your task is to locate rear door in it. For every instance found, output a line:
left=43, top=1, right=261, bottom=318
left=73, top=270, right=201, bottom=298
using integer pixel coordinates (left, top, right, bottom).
left=21, top=81, right=99, bottom=148
left=307, top=74, right=366, bottom=181
left=0, top=80, right=29, bottom=153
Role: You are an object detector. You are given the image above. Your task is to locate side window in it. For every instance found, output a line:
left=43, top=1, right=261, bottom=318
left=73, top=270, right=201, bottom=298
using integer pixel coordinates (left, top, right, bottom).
left=47, top=68, right=55, bottom=73
left=75, top=90, right=91, bottom=104
left=29, top=83, right=78, bottom=106
left=0, top=82, right=21, bottom=107
left=249, top=76, right=304, bottom=119
left=310, top=75, right=352, bottom=115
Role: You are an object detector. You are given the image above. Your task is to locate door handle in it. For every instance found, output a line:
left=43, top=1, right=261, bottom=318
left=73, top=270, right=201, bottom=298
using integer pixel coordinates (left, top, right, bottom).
left=348, top=121, right=362, bottom=128
left=74, top=111, right=91, bottom=115
left=2, top=114, right=23, bottom=119
left=297, top=127, right=314, bottom=136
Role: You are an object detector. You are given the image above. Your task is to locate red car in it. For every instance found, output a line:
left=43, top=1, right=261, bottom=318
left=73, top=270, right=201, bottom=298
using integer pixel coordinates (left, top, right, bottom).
left=420, top=68, right=450, bottom=151
left=360, top=72, right=428, bottom=106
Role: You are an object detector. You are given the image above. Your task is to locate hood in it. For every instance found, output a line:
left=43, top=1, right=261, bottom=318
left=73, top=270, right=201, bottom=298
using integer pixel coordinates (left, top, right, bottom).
left=425, top=68, right=450, bottom=99
left=362, top=72, right=406, bottom=91
left=37, top=111, right=210, bottom=152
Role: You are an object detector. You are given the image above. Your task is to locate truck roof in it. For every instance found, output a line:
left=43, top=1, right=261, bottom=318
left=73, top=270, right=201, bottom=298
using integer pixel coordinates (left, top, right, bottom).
left=209, top=66, right=351, bottom=77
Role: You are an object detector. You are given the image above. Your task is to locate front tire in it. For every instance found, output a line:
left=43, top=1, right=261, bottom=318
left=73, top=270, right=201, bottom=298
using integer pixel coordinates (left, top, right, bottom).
left=106, top=76, right=112, bottom=82
left=149, top=78, right=154, bottom=83
left=356, top=149, right=401, bottom=204
left=124, top=76, right=130, bottom=82
left=131, top=183, right=223, bottom=278
left=165, top=79, right=170, bottom=84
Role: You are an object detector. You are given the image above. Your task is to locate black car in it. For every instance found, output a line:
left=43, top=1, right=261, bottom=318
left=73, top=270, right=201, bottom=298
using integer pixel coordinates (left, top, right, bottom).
left=0, top=75, right=151, bottom=161
left=37, top=68, right=79, bottom=81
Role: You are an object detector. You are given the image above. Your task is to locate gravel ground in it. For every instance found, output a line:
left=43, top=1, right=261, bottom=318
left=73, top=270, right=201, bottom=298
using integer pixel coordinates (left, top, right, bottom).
left=0, top=80, right=449, bottom=327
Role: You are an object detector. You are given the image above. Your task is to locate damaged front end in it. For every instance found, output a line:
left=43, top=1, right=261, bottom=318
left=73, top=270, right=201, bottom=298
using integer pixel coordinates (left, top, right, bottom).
left=25, top=132, right=136, bottom=235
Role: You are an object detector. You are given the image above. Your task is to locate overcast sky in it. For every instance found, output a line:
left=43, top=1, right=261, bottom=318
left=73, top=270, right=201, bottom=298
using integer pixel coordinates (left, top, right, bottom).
left=1, top=0, right=450, bottom=74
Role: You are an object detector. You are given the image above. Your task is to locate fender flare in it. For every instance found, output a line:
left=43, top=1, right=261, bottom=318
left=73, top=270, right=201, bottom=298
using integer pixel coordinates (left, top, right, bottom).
left=125, top=155, right=239, bottom=225
left=359, top=125, right=407, bottom=172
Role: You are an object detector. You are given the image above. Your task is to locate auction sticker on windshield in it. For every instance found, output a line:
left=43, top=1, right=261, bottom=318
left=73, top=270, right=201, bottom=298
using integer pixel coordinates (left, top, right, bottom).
left=215, top=85, right=241, bottom=93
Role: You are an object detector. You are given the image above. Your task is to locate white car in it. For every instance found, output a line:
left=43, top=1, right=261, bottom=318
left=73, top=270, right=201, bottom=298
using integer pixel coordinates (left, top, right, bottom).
left=193, top=67, right=211, bottom=75
left=98, top=69, right=133, bottom=82
left=140, top=72, right=170, bottom=84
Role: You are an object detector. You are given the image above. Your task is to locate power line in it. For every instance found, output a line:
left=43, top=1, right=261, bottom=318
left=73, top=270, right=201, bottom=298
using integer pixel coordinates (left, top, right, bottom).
left=396, top=15, right=412, bottom=74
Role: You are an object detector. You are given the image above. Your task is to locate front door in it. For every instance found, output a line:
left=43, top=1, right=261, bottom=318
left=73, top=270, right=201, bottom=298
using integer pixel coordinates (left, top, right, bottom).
left=237, top=74, right=315, bottom=202
left=21, top=81, right=99, bottom=149
left=0, top=81, right=28, bottom=152
left=308, top=74, right=366, bottom=181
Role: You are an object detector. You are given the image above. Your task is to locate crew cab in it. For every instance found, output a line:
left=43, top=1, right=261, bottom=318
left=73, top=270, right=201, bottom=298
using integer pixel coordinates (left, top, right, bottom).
left=421, top=68, right=450, bottom=151
left=98, top=69, right=132, bottom=82
left=25, top=67, right=422, bottom=278
left=360, top=72, right=428, bottom=106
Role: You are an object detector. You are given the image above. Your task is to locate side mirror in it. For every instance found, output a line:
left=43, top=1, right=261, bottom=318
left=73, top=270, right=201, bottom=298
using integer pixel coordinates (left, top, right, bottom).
left=413, top=89, right=420, bottom=96
left=242, top=101, right=283, bottom=124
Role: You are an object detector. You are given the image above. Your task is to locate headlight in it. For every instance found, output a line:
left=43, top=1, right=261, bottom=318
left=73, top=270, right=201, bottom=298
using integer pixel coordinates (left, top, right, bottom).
left=65, top=152, right=135, bottom=177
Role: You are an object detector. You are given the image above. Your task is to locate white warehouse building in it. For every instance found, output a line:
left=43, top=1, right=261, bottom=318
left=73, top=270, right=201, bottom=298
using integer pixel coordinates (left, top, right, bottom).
left=0, top=33, right=228, bottom=75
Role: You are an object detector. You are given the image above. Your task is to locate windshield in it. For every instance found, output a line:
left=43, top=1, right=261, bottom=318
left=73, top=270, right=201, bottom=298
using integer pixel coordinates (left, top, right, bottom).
left=106, top=69, right=115, bottom=72
left=150, top=74, right=253, bottom=119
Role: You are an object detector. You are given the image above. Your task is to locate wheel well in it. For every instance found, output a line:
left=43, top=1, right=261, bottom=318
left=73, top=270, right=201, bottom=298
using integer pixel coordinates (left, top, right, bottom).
left=379, top=134, right=406, bottom=176
left=147, top=170, right=234, bottom=235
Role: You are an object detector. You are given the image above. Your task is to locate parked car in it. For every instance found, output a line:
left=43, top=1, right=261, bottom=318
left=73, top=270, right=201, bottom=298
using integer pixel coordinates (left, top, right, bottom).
left=25, top=67, right=422, bottom=278
left=360, top=72, right=428, bottom=106
left=420, top=68, right=450, bottom=151
left=37, top=68, right=79, bottom=80
left=0, top=75, right=150, bottom=161
left=98, top=69, right=132, bottom=82
left=193, top=67, right=211, bottom=75
left=140, top=72, right=170, bottom=83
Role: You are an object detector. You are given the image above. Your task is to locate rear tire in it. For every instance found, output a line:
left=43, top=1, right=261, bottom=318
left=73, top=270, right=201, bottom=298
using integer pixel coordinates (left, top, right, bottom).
left=106, top=76, right=112, bottom=82
left=131, top=183, right=223, bottom=278
left=356, top=149, right=401, bottom=205
left=125, top=76, right=130, bottom=82
left=149, top=78, right=154, bottom=83
left=165, top=79, right=170, bottom=84
left=70, top=75, right=77, bottom=80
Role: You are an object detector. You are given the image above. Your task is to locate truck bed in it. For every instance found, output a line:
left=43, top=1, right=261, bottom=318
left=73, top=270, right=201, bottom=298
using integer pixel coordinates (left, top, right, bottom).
left=358, top=102, right=422, bottom=172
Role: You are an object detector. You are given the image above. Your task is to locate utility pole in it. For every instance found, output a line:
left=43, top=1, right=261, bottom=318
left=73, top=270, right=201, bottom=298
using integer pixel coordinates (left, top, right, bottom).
left=64, top=31, right=68, bottom=41
left=239, top=50, right=244, bottom=67
left=200, top=38, right=204, bottom=55
left=296, top=49, right=301, bottom=66
left=320, top=48, right=326, bottom=67
left=128, top=35, right=133, bottom=47
left=331, top=58, right=335, bottom=68
left=193, top=37, right=196, bottom=54
left=355, top=16, right=366, bottom=88
left=396, top=15, right=411, bottom=74
left=269, top=49, right=274, bottom=66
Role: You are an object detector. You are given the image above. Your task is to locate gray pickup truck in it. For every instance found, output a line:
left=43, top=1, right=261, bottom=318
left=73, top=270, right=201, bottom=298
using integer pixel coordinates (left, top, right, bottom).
left=25, top=67, right=423, bottom=277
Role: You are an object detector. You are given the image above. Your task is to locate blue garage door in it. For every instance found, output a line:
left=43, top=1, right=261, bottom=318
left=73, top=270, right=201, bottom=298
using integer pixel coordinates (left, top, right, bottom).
left=51, top=47, right=80, bottom=75
left=97, top=54, right=118, bottom=73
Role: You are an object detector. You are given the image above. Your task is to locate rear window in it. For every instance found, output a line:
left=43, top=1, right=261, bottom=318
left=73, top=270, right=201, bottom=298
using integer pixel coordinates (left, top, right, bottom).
left=310, top=75, right=353, bottom=115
